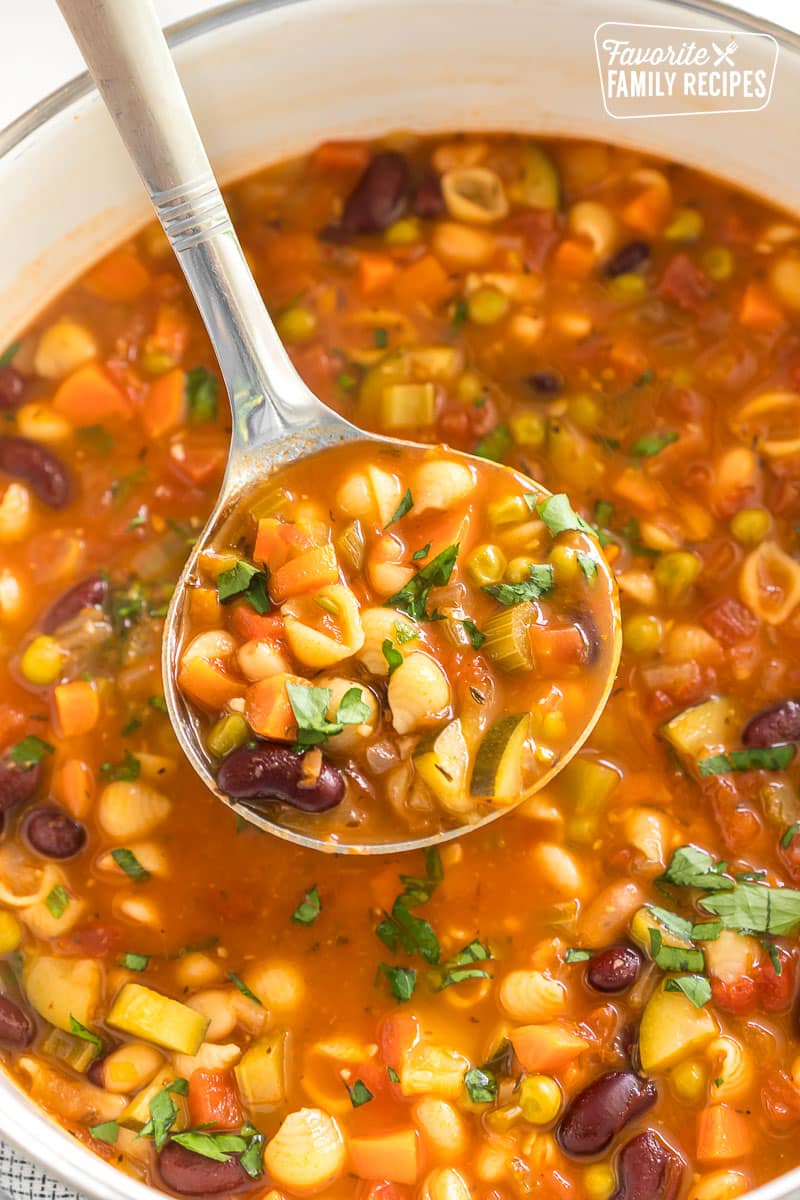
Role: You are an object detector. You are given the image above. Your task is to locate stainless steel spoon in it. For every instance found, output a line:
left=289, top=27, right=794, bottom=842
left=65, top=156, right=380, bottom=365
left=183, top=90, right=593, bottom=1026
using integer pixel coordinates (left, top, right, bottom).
left=56, top=0, right=620, bottom=855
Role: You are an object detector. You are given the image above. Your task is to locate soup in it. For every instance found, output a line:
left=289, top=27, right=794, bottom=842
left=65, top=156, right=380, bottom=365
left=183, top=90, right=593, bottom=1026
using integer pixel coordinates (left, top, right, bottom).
left=1, top=133, right=800, bottom=1200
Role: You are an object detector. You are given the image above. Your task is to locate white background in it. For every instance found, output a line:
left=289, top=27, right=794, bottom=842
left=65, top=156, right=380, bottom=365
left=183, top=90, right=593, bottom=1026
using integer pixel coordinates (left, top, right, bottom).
left=0, top=0, right=799, bottom=132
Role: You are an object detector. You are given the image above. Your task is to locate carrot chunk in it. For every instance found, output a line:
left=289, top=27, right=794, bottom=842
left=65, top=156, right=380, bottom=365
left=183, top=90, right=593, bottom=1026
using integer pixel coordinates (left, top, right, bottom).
left=53, top=363, right=131, bottom=423
left=529, top=625, right=589, bottom=675
left=393, top=255, right=454, bottom=309
left=509, top=1023, right=589, bottom=1072
left=142, top=368, right=186, bottom=438
left=551, top=237, right=596, bottom=280
left=312, top=141, right=371, bottom=171
left=349, top=1129, right=420, bottom=1185
left=188, top=1069, right=244, bottom=1131
left=229, top=606, right=284, bottom=643
left=84, top=249, right=151, bottom=302
left=269, top=544, right=339, bottom=603
left=53, top=681, right=100, bottom=738
left=178, top=657, right=244, bottom=711
left=738, top=280, right=785, bottom=329
left=245, top=673, right=305, bottom=741
left=52, top=758, right=95, bottom=820
left=359, top=253, right=399, bottom=297
left=697, top=1104, right=754, bottom=1163
left=611, top=466, right=665, bottom=513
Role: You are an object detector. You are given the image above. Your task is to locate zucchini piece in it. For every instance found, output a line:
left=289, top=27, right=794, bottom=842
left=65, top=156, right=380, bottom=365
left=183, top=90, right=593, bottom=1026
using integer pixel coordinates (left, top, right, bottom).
left=414, top=719, right=472, bottom=814
left=107, top=983, right=209, bottom=1055
left=470, top=713, right=530, bottom=803
left=514, top=144, right=561, bottom=210
left=234, top=1029, right=288, bottom=1107
left=482, top=602, right=536, bottom=673
left=660, top=696, right=739, bottom=774
left=638, top=983, right=718, bottom=1072
left=380, top=382, right=436, bottom=429
left=40, top=1025, right=97, bottom=1073
left=558, top=755, right=620, bottom=845
left=121, top=1066, right=188, bottom=1129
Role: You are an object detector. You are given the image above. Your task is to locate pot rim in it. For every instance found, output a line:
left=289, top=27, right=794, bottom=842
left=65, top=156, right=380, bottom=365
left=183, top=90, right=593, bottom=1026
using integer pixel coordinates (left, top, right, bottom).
left=1, top=1, right=800, bottom=1199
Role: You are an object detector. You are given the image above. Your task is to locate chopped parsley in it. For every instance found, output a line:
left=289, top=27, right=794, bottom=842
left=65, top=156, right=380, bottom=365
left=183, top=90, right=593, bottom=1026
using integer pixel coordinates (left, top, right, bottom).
left=89, top=1121, right=119, bottom=1146
left=648, top=928, right=705, bottom=974
left=337, top=372, right=357, bottom=391
left=387, top=1066, right=400, bottom=1084
left=126, top=509, right=147, bottom=532
left=111, top=848, right=150, bottom=881
left=77, top=424, right=114, bottom=456
left=0, top=341, right=21, bottom=367
left=659, top=846, right=734, bottom=893
left=533, top=493, right=594, bottom=536
left=464, top=1066, right=497, bottom=1104
left=699, top=882, right=800, bottom=936
left=149, top=694, right=168, bottom=713
left=782, top=822, right=800, bottom=849
left=412, top=543, right=431, bottom=562
left=186, top=367, right=220, bottom=422
left=436, top=939, right=493, bottom=989
left=7, top=735, right=53, bottom=769
left=100, top=750, right=141, bottom=782
left=376, top=853, right=442, bottom=965
left=462, top=618, right=485, bottom=648
left=345, top=1079, right=374, bottom=1108
left=139, top=1079, right=189, bottom=1151
left=452, top=299, right=469, bottom=328
left=474, top=424, right=512, bottom=462
left=380, top=964, right=416, bottom=1002
left=121, top=716, right=142, bottom=737
left=286, top=682, right=370, bottom=748
left=578, top=552, right=597, bottom=581
left=69, top=1016, right=103, bottom=1055
left=217, top=561, right=270, bottom=614
left=664, top=975, right=712, bottom=1008
left=382, top=639, right=404, bottom=677
left=373, top=327, right=389, bottom=349
left=630, top=431, right=678, bottom=457
left=385, top=488, right=414, bottom=528
left=45, top=885, right=70, bottom=919
left=119, top=953, right=149, bottom=972
left=698, top=744, right=795, bottom=776
left=292, top=884, right=322, bottom=926
left=228, top=972, right=263, bottom=1005
left=564, top=948, right=593, bottom=963
left=385, top=543, right=459, bottom=621
left=483, top=563, right=554, bottom=605
left=394, top=621, right=418, bottom=645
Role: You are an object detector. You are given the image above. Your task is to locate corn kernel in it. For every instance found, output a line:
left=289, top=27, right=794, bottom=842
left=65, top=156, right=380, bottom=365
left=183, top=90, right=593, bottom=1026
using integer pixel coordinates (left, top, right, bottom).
left=670, top=1057, right=708, bottom=1105
left=0, top=912, right=22, bottom=953
left=506, top=556, right=537, bottom=583
left=702, top=246, right=734, bottom=282
left=730, top=507, right=771, bottom=546
left=466, top=543, right=507, bottom=586
left=665, top=208, right=704, bottom=241
left=518, top=1074, right=562, bottom=1125
left=20, top=635, right=66, bottom=686
left=489, top=496, right=530, bottom=527
left=468, top=287, right=510, bottom=326
left=584, top=1163, right=617, bottom=1200
left=385, top=218, right=421, bottom=245
left=550, top=543, right=581, bottom=584
left=140, top=351, right=176, bottom=377
left=608, top=273, right=647, bottom=301
left=510, top=410, right=546, bottom=448
left=567, top=393, right=601, bottom=430
left=623, top=613, right=663, bottom=656
left=276, top=306, right=317, bottom=342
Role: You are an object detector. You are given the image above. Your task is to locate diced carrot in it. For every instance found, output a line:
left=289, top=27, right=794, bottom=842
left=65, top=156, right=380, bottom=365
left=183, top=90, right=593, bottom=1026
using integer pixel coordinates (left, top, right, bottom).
left=84, top=249, right=151, bottom=303
left=608, top=338, right=650, bottom=375
left=188, top=586, right=222, bottom=628
left=697, top=1104, right=754, bottom=1163
left=146, top=304, right=190, bottom=359
left=53, top=681, right=100, bottom=738
left=52, top=758, right=95, bottom=820
left=393, top=255, right=454, bottom=309
left=349, top=1129, right=420, bottom=1185
left=611, top=466, right=666, bottom=513
left=53, top=363, right=131, bottom=423
left=551, top=237, right=596, bottom=280
left=141, top=368, right=186, bottom=439
left=509, top=1023, right=589, bottom=1073
left=738, top=280, right=785, bottom=330
left=528, top=625, right=589, bottom=675
left=245, top=673, right=305, bottom=741
left=269, top=543, right=339, bottom=603
left=312, top=140, right=371, bottom=171
left=254, top=519, right=317, bottom=571
left=168, top=433, right=227, bottom=485
left=420, top=511, right=471, bottom=559
left=359, top=253, right=400, bottom=298
left=188, top=1069, right=244, bottom=1131
left=622, top=187, right=671, bottom=237
left=379, top=1014, right=420, bottom=1068
left=229, top=605, right=284, bottom=643
left=178, top=657, right=244, bottom=711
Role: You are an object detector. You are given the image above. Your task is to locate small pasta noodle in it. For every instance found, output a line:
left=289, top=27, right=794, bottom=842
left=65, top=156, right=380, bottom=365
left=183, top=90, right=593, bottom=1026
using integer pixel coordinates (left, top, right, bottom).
left=707, top=1036, right=754, bottom=1102
left=498, top=970, right=566, bottom=1023
left=739, top=541, right=800, bottom=625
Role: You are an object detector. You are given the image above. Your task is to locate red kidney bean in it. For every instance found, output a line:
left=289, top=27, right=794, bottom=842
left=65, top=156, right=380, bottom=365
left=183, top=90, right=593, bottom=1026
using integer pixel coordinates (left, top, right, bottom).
left=339, top=151, right=410, bottom=234
left=605, top=241, right=650, bottom=277
left=558, top=1072, right=657, bottom=1157
left=0, top=366, right=25, bottom=411
left=0, top=757, right=42, bottom=813
left=587, top=946, right=642, bottom=994
left=612, top=1131, right=683, bottom=1200
left=412, top=169, right=445, bottom=219
left=527, top=370, right=564, bottom=395
left=40, top=574, right=109, bottom=633
left=86, top=1054, right=107, bottom=1088
left=743, top=699, right=800, bottom=748
left=159, top=1142, right=250, bottom=1196
left=0, top=436, right=72, bottom=508
left=24, top=806, right=87, bottom=859
left=217, top=742, right=345, bottom=812
left=0, top=995, right=34, bottom=1048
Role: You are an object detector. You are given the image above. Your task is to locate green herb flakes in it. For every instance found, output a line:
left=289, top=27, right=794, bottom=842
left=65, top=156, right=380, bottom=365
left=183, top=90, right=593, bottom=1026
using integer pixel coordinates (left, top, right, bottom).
left=111, top=848, right=150, bottom=881
left=345, top=1079, right=374, bottom=1107
left=8, top=735, right=54, bottom=770
left=385, top=488, right=414, bottom=528
left=46, top=885, right=70, bottom=919
left=217, top=561, right=270, bottom=614
left=664, top=975, right=712, bottom=1008
left=386, top=544, right=459, bottom=621
left=698, top=745, right=795, bottom=776
left=89, top=1121, right=119, bottom=1146
left=228, top=972, right=263, bottom=1005
left=119, top=953, right=149, bottom=972
left=630, top=431, right=678, bottom=458
left=464, top=1066, right=497, bottom=1104
left=533, top=493, right=594, bottom=536
left=483, top=563, right=554, bottom=606
left=286, top=682, right=370, bottom=748
left=382, top=639, right=404, bottom=677
left=186, top=367, right=220, bottom=422
left=380, top=964, right=416, bottom=1002
left=292, top=884, right=322, bottom=926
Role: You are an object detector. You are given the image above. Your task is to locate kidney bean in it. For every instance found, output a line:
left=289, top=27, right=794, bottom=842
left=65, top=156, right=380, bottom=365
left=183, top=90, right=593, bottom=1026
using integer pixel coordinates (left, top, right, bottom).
left=217, top=742, right=345, bottom=812
left=605, top=240, right=650, bottom=278
left=0, top=366, right=25, bottom=411
left=612, top=1131, right=683, bottom=1200
left=159, top=1142, right=249, bottom=1196
left=0, top=756, right=42, bottom=813
left=0, top=995, right=34, bottom=1048
left=339, top=151, right=410, bottom=234
left=743, top=699, right=800, bottom=748
left=412, top=169, right=445, bottom=219
left=527, top=369, right=564, bottom=395
left=40, top=574, right=109, bottom=633
left=86, top=1054, right=107, bottom=1088
left=587, top=946, right=642, bottom=994
left=0, top=436, right=72, bottom=508
left=558, top=1071, right=657, bottom=1156
left=24, top=806, right=87, bottom=859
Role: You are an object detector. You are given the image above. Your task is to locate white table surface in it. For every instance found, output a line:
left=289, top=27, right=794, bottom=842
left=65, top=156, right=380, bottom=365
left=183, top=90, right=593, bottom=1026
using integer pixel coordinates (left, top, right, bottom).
left=0, top=0, right=799, bottom=134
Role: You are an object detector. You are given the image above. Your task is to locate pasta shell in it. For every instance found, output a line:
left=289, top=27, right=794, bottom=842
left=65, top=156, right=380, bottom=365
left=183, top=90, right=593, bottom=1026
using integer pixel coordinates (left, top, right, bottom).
left=98, top=781, right=171, bottom=839
left=264, top=1108, right=346, bottom=1195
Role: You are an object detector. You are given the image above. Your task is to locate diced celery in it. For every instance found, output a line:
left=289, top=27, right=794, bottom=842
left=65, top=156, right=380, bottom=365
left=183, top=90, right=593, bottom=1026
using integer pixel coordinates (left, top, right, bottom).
left=336, top=520, right=366, bottom=572
left=40, top=1025, right=97, bottom=1073
left=107, top=983, right=208, bottom=1055
left=207, top=714, right=248, bottom=758
left=482, top=602, right=536, bottom=673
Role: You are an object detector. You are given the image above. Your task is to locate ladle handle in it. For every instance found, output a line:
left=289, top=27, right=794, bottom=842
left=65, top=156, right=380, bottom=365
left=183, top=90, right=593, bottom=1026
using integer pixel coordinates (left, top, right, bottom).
left=55, top=0, right=323, bottom=448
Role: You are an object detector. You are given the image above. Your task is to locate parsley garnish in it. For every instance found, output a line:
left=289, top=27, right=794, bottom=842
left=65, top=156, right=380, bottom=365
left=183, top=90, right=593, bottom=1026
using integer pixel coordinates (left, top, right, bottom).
left=376, top=853, right=443, bottom=965
left=699, top=882, right=800, bottom=936
left=7, top=735, right=53, bottom=770
left=46, top=885, right=70, bottom=919
left=436, top=940, right=492, bottom=989
left=121, top=716, right=142, bottom=737
left=394, top=621, right=417, bottom=645
left=782, top=822, right=800, bottom=849
left=385, top=544, right=459, bottom=621
left=228, top=972, right=263, bottom=1005
left=337, top=372, right=357, bottom=391
left=119, top=953, right=149, bottom=972
left=385, top=488, right=413, bottom=528
left=462, top=618, right=485, bottom=648
left=452, top=299, right=469, bottom=328
left=77, top=425, right=114, bottom=455
left=0, top=341, right=21, bottom=367
left=382, top=639, right=403, bottom=677
left=345, top=1079, right=374, bottom=1107
left=149, top=695, right=168, bottom=713
left=186, top=367, right=219, bottom=422
left=139, top=1079, right=188, bottom=1151
left=664, top=976, right=712, bottom=1008
left=474, top=424, right=512, bottom=462
left=533, top=493, right=594, bottom=536
left=292, top=884, right=322, bottom=925
left=89, top=1121, right=119, bottom=1145
left=659, top=846, right=734, bottom=893
left=648, top=928, right=705, bottom=974
left=464, top=1066, right=497, bottom=1104
left=387, top=1066, right=400, bottom=1084
left=101, top=750, right=141, bottom=782
left=412, top=543, right=431, bottom=561
left=373, top=328, right=389, bottom=349
left=217, top=561, right=270, bottom=614
left=380, top=964, right=416, bottom=1002
left=630, top=431, right=678, bottom=457
left=698, top=745, right=795, bottom=776
left=578, top=552, right=597, bottom=580
left=483, top=563, right=554, bottom=605
left=111, top=848, right=150, bottom=881
left=564, top=948, right=593, bottom=963
left=286, top=683, right=370, bottom=748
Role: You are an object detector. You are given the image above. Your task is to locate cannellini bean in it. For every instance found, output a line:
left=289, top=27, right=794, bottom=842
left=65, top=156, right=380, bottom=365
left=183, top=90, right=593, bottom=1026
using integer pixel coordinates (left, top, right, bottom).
left=16, top=403, right=73, bottom=445
left=33, top=319, right=97, bottom=380
left=101, top=1042, right=164, bottom=1094
left=98, top=841, right=168, bottom=878
left=264, top=1108, right=346, bottom=1195
left=173, top=952, right=224, bottom=991
left=432, top=222, right=495, bottom=269
left=413, top=1098, right=468, bottom=1161
left=22, top=894, right=86, bottom=940
left=402, top=1042, right=470, bottom=1099
left=619, top=807, right=676, bottom=873
left=187, top=988, right=239, bottom=1042
left=498, top=970, right=566, bottom=1022
left=173, top=1041, right=242, bottom=1076
left=422, top=1167, right=471, bottom=1200
left=413, top=460, right=474, bottom=514
left=98, top=781, right=171, bottom=839
left=577, top=880, right=647, bottom=949
left=182, top=628, right=238, bottom=663
left=0, top=569, right=23, bottom=621
left=358, top=607, right=419, bottom=675
left=242, top=961, right=305, bottom=1012
left=388, top=652, right=451, bottom=734
left=238, top=639, right=291, bottom=682
left=705, top=931, right=760, bottom=984
left=112, top=893, right=162, bottom=927
left=769, top=254, right=800, bottom=311
left=689, top=1172, right=751, bottom=1200
left=710, top=447, right=758, bottom=513
left=0, top=483, right=32, bottom=543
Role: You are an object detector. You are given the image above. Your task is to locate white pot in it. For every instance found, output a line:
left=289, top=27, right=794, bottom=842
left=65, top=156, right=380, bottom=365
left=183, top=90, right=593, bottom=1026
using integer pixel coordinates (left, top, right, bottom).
left=0, top=1, right=798, bottom=1197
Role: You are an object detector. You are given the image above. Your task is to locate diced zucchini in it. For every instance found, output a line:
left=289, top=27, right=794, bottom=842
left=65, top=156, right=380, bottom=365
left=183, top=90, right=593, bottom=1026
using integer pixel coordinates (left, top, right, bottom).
left=40, top=1025, right=97, bottom=1073
left=659, top=697, right=739, bottom=774
left=482, top=602, right=536, bottom=673
left=107, top=983, right=209, bottom=1055
left=121, top=1067, right=188, bottom=1129
left=638, top=983, right=718, bottom=1072
left=234, top=1029, right=288, bottom=1107
left=414, top=719, right=471, bottom=814
left=470, top=713, right=530, bottom=803
left=514, top=144, right=561, bottom=210
left=558, top=755, right=620, bottom=845
left=24, top=956, right=102, bottom=1033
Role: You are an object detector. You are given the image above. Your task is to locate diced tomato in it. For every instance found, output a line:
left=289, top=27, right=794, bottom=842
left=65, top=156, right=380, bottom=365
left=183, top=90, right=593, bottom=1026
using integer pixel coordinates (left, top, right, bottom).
left=701, top=597, right=759, bottom=646
left=229, top=605, right=284, bottom=643
left=701, top=776, right=761, bottom=852
left=188, top=1069, right=244, bottom=1130
left=755, top=949, right=796, bottom=1012
left=379, top=1014, right=419, bottom=1073
left=55, top=923, right=123, bottom=958
left=710, top=975, right=757, bottom=1015
left=657, top=253, right=712, bottom=313
left=762, top=1070, right=800, bottom=1128
left=358, top=1183, right=411, bottom=1200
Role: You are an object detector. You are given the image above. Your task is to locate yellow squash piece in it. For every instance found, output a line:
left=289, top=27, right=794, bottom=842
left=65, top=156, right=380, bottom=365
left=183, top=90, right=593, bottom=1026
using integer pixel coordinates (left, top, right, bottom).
left=24, top=955, right=102, bottom=1032
left=414, top=719, right=472, bottom=815
left=470, top=713, right=530, bottom=803
left=638, top=983, right=718, bottom=1072
left=107, top=983, right=209, bottom=1055
left=234, top=1029, right=288, bottom=1108
left=659, top=696, right=739, bottom=774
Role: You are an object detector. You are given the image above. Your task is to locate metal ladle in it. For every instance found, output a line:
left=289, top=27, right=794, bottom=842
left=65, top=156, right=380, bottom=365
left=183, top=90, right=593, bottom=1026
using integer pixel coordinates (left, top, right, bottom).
left=56, top=0, right=621, bottom=854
